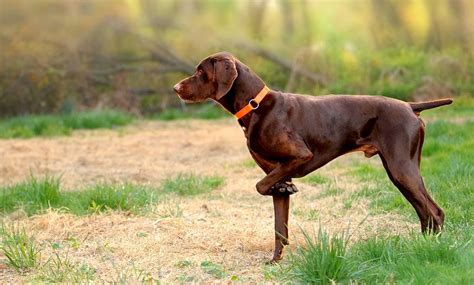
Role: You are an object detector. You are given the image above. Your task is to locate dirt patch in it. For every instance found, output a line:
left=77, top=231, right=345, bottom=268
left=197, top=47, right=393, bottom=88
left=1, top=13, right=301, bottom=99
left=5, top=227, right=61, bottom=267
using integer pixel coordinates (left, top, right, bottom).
left=0, top=119, right=417, bottom=282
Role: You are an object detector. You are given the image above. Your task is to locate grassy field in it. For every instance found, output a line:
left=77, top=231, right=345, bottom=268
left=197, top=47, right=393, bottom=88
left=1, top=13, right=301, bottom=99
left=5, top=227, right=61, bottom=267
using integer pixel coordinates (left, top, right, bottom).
left=0, top=100, right=473, bottom=283
left=0, top=110, right=135, bottom=139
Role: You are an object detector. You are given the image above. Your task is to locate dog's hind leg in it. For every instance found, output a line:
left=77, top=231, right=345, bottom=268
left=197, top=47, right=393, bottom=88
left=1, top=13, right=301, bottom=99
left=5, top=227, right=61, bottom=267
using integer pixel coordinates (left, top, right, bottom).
left=378, top=126, right=444, bottom=233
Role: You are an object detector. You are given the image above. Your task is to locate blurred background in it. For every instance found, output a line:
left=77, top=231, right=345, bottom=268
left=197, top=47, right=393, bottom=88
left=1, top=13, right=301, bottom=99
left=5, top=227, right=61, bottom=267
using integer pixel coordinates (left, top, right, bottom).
left=1, top=0, right=473, bottom=118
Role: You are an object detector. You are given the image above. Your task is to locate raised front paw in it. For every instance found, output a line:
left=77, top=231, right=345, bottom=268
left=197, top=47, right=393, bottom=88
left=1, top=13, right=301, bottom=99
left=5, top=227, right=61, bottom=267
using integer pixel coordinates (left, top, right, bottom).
left=270, top=182, right=299, bottom=195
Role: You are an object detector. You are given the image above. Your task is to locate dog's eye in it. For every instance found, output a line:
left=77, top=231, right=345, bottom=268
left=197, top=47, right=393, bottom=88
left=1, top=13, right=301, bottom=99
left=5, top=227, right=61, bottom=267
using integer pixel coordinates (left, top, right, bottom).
left=197, top=69, right=203, bottom=76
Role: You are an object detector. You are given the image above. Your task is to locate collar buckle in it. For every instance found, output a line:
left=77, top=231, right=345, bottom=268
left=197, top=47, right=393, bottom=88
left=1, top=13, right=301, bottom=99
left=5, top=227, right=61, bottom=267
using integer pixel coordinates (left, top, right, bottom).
left=234, top=85, right=269, bottom=120
left=248, top=98, right=259, bottom=110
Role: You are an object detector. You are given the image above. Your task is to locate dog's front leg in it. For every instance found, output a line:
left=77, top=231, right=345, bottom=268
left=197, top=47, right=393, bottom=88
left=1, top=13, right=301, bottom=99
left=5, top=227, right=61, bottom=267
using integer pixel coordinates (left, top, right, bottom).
left=255, top=148, right=312, bottom=195
left=271, top=194, right=290, bottom=262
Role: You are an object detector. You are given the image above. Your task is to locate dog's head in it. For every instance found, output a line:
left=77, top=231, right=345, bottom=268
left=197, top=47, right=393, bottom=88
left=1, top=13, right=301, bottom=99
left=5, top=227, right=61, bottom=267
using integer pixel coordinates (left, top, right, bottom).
left=173, top=52, right=238, bottom=102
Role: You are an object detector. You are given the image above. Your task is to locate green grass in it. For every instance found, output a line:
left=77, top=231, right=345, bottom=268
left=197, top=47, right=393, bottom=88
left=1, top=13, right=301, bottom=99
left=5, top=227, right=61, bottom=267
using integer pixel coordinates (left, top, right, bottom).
left=301, top=173, right=331, bottom=185
left=152, top=104, right=229, bottom=121
left=241, top=159, right=257, bottom=169
left=283, top=227, right=352, bottom=284
left=423, top=95, right=474, bottom=120
left=0, top=175, right=61, bottom=216
left=0, top=110, right=134, bottom=138
left=0, top=224, right=96, bottom=281
left=0, top=173, right=224, bottom=216
left=0, top=223, right=41, bottom=273
left=36, top=248, right=96, bottom=283
left=161, top=173, right=224, bottom=196
left=350, top=227, right=474, bottom=284
left=62, top=183, right=161, bottom=215
left=280, top=226, right=474, bottom=284
left=200, top=260, right=227, bottom=279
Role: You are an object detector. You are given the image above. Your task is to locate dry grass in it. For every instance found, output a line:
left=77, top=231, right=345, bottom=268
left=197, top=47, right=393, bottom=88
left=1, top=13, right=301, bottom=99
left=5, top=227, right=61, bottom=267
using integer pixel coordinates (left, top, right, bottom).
left=0, top=119, right=417, bottom=282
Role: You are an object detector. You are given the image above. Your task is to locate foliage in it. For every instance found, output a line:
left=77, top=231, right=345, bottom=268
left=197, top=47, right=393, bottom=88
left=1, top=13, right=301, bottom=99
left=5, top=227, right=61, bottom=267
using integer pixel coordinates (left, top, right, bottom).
left=1, top=0, right=473, bottom=117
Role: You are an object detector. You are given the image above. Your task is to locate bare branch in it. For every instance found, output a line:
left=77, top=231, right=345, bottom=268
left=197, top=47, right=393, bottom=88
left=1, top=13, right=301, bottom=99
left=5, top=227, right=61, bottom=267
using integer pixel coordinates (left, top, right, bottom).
left=237, top=42, right=329, bottom=86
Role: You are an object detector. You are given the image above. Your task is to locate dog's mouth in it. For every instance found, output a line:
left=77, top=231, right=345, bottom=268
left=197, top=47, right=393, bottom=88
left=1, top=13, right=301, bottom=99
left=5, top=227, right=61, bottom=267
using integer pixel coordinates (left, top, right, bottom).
left=175, top=93, right=201, bottom=103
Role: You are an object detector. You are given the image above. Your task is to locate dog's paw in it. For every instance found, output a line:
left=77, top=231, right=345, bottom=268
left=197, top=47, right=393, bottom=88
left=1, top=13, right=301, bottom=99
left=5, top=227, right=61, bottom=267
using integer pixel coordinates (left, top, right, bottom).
left=270, top=182, right=299, bottom=195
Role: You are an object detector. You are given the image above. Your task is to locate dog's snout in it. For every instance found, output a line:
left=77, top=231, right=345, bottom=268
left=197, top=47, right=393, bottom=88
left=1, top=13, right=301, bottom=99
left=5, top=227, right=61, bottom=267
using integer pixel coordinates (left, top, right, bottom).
left=173, top=83, right=182, bottom=94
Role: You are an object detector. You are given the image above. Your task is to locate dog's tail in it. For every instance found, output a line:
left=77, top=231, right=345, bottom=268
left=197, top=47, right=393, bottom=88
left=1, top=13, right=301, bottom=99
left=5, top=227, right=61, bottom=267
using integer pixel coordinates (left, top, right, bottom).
left=409, top=98, right=453, bottom=113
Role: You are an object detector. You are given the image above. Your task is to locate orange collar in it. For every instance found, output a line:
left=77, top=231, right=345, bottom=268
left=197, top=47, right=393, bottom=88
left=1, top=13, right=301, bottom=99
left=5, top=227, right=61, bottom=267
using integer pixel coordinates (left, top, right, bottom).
left=234, top=86, right=270, bottom=120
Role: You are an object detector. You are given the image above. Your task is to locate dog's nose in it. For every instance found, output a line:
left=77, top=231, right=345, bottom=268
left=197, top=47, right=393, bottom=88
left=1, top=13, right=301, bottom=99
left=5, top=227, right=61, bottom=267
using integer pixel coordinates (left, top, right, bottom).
left=173, top=83, right=182, bottom=93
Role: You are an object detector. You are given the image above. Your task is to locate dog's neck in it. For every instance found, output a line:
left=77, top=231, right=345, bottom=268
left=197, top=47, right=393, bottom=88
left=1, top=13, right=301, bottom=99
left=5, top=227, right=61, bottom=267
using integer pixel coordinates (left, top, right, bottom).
left=216, top=61, right=266, bottom=127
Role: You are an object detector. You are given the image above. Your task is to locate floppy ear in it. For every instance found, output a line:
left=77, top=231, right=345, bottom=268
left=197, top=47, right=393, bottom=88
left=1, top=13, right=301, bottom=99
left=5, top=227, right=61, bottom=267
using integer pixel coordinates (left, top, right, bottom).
left=213, top=57, right=238, bottom=99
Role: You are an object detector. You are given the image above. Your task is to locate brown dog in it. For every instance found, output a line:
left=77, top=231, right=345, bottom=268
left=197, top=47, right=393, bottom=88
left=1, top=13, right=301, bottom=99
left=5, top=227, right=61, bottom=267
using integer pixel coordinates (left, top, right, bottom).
left=173, top=51, right=452, bottom=262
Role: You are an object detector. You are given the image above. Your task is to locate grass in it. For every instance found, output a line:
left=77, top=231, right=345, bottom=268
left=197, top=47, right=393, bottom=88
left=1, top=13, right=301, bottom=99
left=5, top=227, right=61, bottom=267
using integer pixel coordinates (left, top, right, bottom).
left=152, top=103, right=229, bottom=121
left=0, top=175, right=61, bottom=216
left=0, top=223, right=41, bottom=273
left=302, top=173, right=331, bottom=185
left=0, top=223, right=96, bottom=282
left=62, top=183, right=161, bottom=215
left=105, top=264, right=157, bottom=283
left=0, top=109, right=134, bottom=138
left=200, top=260, right=227, bottom=279
left=283, top=227, right=352, bottom=284
left=281, top=226, right=473, bottom=284
left=161, top=173, right=224, bottom=196
left=350, top=227, right=474, bottom=284
left=0, top=173, right=224, bottom=216
left=423, top=95, right=474, bottom=120
left=36, top=247, right=96, bottom=283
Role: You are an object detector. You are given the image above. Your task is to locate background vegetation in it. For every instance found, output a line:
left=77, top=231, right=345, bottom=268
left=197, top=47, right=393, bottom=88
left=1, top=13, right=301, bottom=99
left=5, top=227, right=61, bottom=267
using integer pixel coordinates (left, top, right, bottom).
left=1, top=0, right=473, bottom=118
left=1, top=1, right=473, bottom=283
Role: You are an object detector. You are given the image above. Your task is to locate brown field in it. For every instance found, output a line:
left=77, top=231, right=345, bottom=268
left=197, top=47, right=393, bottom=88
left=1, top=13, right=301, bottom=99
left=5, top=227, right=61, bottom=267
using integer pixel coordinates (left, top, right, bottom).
left=0, top=119, right=417, bottom=283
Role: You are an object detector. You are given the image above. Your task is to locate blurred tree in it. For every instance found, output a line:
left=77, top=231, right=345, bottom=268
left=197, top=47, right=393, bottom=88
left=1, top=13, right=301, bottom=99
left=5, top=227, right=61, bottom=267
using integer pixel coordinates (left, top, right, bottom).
left=0, top=0, right=472, bottom=118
